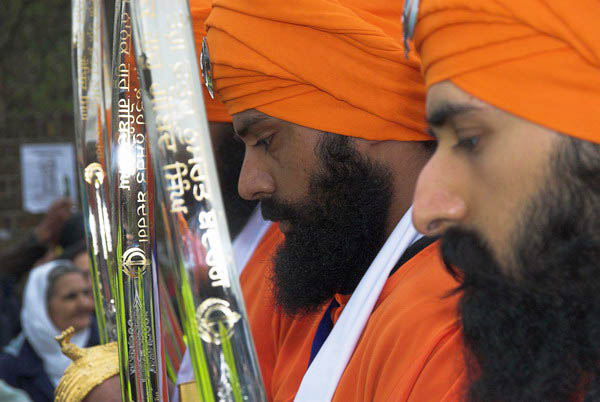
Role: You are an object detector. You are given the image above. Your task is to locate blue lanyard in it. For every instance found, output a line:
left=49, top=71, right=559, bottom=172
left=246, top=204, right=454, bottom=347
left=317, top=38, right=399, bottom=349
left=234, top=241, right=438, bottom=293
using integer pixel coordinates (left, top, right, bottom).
left=308, top=298, right=340, bottom=368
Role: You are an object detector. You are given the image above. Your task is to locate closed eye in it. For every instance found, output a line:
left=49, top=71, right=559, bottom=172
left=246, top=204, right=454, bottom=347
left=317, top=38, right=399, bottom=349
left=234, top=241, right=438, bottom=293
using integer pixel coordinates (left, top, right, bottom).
left=454, top=136, right=480, bottom=151
left=256, top=135, right=273, bottom=150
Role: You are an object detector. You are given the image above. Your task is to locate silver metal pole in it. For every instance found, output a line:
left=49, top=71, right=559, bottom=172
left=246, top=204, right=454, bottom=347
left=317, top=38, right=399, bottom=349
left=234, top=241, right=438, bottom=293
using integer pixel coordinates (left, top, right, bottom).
left=129, top=0, right=266, bottom=400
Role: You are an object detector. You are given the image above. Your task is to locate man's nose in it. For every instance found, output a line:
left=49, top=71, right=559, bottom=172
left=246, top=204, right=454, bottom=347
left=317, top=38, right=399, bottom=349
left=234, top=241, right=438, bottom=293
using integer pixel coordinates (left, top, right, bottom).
left=238, top=148, right=275, bottom=201
left=412, top=157, right=467, bottom=237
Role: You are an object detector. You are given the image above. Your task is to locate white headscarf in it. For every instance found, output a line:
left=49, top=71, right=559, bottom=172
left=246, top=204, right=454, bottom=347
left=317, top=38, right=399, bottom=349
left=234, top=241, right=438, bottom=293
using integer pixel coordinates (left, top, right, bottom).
left=20, top=260, right=91, bottom=387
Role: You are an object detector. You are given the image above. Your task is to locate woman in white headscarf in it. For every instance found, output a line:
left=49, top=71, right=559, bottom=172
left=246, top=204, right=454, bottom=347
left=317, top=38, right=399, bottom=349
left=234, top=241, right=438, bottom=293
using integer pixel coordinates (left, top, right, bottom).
left=0, top=259, right=98, bottom=402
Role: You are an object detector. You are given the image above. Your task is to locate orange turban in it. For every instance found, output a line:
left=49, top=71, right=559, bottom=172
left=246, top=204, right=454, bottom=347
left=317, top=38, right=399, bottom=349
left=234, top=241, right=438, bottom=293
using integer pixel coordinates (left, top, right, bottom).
left=190, top=0, right=231, bottom=123
left=205, top=0, right=430, bottom=141
left=413, top=0, right=600, bottom=144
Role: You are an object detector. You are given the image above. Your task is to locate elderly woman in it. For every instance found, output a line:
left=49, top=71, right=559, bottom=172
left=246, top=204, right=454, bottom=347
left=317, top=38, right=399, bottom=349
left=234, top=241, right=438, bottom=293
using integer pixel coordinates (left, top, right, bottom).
left=0, top=260, right=98, bottom=402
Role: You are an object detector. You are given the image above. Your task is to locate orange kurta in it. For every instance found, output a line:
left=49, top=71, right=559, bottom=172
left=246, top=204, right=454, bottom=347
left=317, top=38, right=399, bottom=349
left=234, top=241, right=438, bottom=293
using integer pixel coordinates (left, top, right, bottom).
left=242, top=239, right=465, bottom=401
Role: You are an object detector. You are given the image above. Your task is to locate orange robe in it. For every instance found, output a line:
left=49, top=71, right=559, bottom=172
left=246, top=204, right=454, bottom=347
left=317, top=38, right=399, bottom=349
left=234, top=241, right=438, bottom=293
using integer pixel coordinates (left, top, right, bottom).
left=242, top=239, right=465, bottom=401
left=239, top=223, right=285, bottom=398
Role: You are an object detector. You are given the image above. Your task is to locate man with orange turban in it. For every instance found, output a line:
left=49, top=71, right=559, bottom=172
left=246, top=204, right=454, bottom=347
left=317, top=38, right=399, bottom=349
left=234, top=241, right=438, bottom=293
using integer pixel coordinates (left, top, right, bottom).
left=204, top=1, right=464, bottom=400
left=409, top=0, right=600, bottom=400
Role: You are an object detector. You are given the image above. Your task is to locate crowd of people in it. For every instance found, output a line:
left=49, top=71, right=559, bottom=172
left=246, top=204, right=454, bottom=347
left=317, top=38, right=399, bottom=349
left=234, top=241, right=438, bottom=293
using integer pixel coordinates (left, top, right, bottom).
left=2, top=0, right=599, bottom=400
left=0, top=198, right=97, bottom=401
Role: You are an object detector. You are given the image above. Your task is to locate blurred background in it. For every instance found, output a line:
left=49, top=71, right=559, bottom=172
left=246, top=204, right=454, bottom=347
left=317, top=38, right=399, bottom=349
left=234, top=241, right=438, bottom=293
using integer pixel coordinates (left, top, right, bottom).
left=0, top=1, right=115, bottom=249
left=0, top=5, right=118, bottom=399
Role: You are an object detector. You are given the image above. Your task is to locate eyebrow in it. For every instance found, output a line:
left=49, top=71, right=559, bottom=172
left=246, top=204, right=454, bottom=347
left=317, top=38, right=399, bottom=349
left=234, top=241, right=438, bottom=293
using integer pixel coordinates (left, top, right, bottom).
left=426, top=103, right=481, bottom=128
left=235, top=115, right=270, bottom=139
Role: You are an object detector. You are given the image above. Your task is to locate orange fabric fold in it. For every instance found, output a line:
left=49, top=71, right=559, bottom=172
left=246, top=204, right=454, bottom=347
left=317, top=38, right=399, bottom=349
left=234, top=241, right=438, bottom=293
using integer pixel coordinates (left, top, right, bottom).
left=190, top=0, right=232, bottom=123
left=205, top=0, right=430, bottom=141
left=242, top=240, right=464, bottom=401
left=413, top=0, right=600, bottom=144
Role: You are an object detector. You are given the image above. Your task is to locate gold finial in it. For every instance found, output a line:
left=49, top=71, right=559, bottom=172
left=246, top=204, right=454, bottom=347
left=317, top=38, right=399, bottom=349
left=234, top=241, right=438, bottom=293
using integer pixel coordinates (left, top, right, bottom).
left=56, top=326, right=85, bottom=361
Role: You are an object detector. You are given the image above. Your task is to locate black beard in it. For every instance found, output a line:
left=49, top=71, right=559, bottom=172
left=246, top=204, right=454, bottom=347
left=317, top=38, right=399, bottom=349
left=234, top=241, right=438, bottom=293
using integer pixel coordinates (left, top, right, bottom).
left=215, top=127, right=258, bottom=239
left=441, top=137, right=600, bottom=401
left=262, top=134, right=393, bottom=316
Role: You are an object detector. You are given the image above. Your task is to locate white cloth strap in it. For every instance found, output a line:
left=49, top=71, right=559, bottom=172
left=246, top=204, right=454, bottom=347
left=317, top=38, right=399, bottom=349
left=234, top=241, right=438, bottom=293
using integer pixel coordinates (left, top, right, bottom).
left=232, top=206, right=271, bottom=275
left=294, top=207, right=421, bottom=402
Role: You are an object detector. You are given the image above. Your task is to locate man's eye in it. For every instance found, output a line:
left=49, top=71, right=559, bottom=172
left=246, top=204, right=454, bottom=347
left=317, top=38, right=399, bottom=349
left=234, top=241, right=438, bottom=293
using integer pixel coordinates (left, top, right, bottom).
left=455, top=136, right=480, bottom=151
left=256, top=135, right=273, bottom=149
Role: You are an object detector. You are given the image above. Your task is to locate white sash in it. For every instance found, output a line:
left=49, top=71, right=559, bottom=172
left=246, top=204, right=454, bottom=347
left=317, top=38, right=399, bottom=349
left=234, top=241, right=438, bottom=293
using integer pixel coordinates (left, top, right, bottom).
left=294, top=207, right=421, bottom=402
left=232, top=205, right=271, bottom=275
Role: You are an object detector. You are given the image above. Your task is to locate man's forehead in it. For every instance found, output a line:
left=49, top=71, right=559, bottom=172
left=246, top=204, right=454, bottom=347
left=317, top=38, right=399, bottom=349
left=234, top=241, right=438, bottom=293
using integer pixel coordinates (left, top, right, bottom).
left=426, top=82, right=491, bottom=127
left=232, top=109, right=277, bottom=137
left=426, top=82, right=563, bottom=152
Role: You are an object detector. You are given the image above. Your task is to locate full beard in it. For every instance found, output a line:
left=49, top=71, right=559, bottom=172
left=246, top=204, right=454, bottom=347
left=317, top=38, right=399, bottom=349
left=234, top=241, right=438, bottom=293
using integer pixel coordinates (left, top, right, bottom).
left=262, top=134, right=393, bottom=316
left=441, top=137, right=600, bottom=401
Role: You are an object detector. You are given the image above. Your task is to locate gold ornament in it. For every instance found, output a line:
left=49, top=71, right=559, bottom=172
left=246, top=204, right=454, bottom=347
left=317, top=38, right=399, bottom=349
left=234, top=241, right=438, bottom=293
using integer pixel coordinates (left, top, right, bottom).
left=54, top=327, right=119, bottom=402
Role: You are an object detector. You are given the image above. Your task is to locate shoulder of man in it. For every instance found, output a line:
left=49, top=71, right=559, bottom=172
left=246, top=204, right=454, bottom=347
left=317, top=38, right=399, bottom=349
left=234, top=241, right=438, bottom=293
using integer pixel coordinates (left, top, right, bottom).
left=334, top=241, right=465, bottom=401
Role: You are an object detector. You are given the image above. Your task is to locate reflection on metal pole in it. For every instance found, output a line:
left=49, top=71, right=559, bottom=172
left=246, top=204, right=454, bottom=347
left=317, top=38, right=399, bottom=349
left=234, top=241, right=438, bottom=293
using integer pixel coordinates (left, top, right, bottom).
left=71, top=0, right=118, bottom=345
left=129, top=0, right=266, bottom=400
left=109, top=0, right=165, bottom=399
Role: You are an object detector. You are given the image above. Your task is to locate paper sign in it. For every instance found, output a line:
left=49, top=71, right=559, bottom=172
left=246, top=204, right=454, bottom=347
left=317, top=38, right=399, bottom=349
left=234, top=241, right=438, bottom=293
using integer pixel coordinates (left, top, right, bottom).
left=20, top=143, right=77, bottom=213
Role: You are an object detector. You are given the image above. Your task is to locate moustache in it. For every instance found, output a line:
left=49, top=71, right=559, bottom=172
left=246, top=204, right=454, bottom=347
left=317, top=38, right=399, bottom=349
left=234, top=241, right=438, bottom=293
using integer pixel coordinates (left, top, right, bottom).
left=260, top=198, right=300, bottom=223
left=440, top=226, right=511, bottom=292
